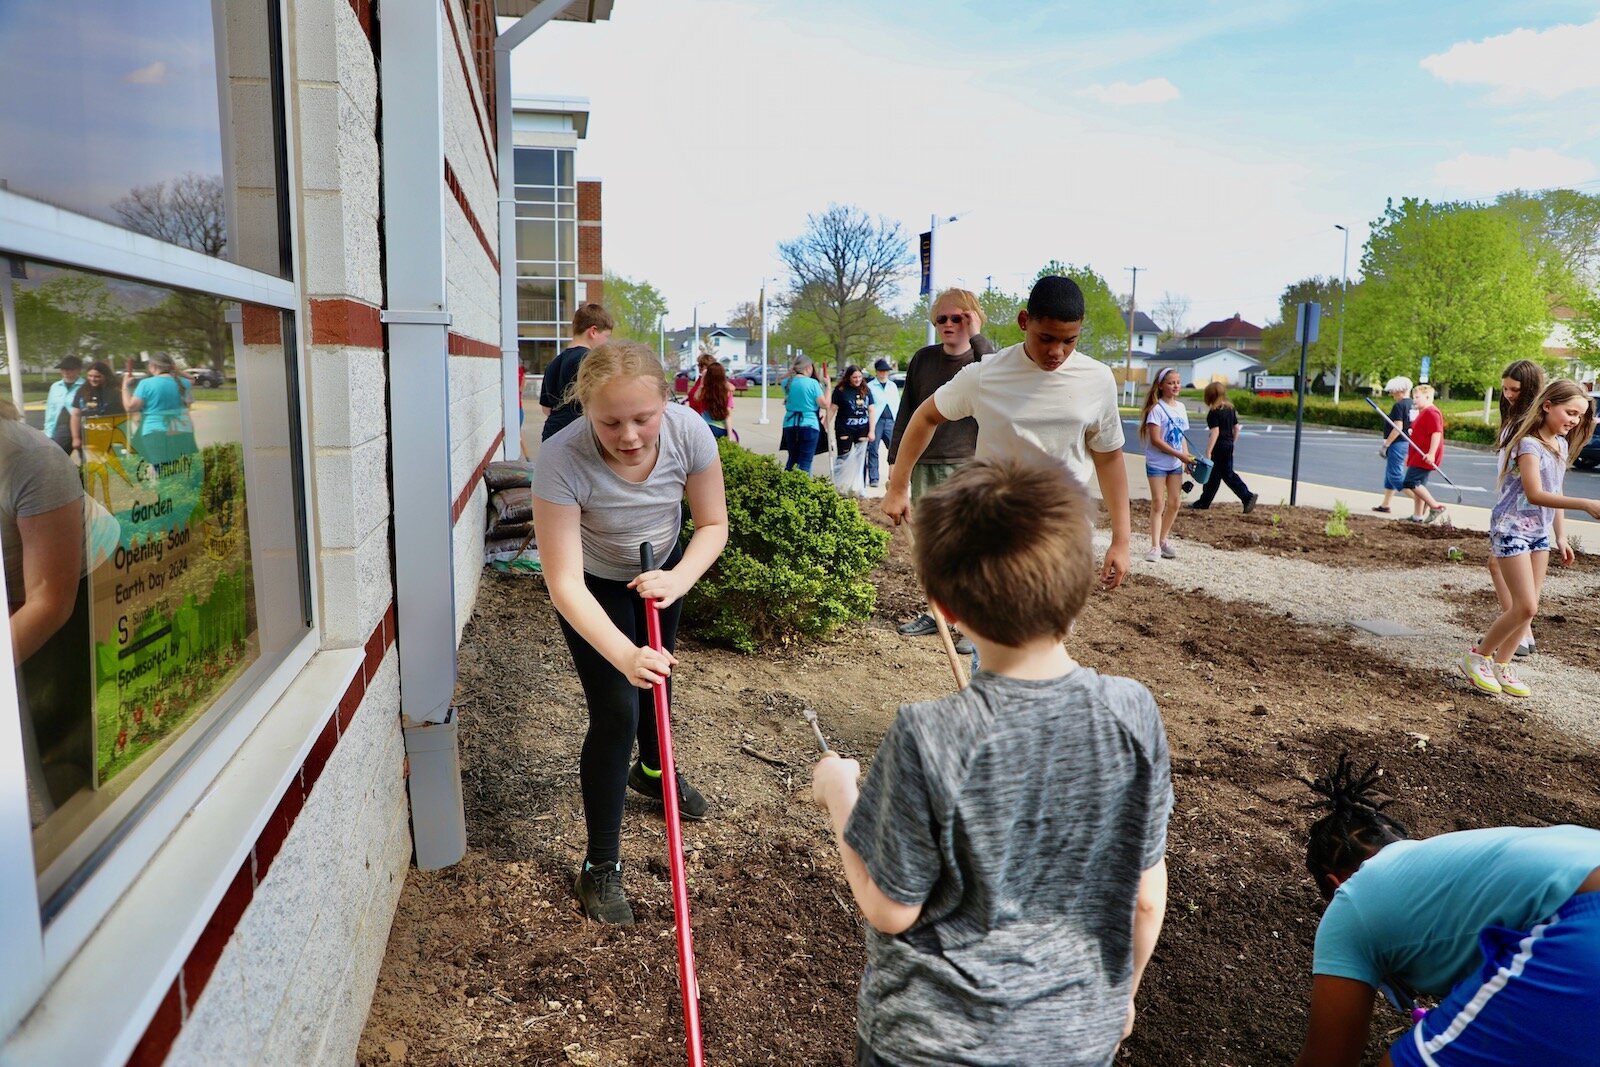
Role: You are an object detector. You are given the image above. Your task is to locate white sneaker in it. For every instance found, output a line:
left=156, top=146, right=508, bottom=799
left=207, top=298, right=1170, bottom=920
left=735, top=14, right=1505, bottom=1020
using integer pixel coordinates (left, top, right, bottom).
left=1143, top=548, right=1161, bottom=563
left=1491, top=660, right=1531, bottom=698
left=1160, top=541, right=1178, bottom=559
left=1459, top=650, right=1502, bottom=695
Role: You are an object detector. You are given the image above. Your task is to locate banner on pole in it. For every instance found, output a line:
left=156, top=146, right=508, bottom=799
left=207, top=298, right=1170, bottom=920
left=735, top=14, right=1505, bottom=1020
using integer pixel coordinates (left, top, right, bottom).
left=918, top=231, right=932, bottom=296
left=1419, top=355, right=1431, bottom=384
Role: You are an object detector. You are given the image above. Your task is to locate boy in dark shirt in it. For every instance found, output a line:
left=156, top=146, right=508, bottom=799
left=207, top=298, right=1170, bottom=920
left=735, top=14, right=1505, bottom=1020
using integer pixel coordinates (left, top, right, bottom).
left=812, top=455, right=1172, bottom=1067
left=1189, top=382, right=1257, bottom=511
left=538, top=303, right=615, bottom=441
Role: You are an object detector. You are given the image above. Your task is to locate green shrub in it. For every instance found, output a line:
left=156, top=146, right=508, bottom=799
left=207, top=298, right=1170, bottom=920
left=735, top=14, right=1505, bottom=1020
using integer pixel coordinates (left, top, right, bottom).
left=681, top=440, right=889, bottom=653
left=1324, top=499, right=1352, bottom=538
left=1229, top=392, right=1498, bottom=446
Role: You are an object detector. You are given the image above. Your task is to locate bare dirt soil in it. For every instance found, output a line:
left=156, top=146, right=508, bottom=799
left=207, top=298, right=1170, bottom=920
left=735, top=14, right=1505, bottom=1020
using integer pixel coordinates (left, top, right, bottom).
left=360, top=500, right=1600, bottom=1067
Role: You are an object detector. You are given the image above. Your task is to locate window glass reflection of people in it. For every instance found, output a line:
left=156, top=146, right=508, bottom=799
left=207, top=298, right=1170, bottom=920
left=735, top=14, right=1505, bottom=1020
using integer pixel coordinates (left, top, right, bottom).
left=70, top=359, right=126, bottom=460
left=2, top=398, right=92, bottom=834
left=122, top=352, right=197, bottom=463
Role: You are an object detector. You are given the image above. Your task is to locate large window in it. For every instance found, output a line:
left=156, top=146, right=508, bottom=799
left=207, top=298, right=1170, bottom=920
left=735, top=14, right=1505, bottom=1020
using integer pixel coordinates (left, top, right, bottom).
left=514, top=147, right=576, bottom=372
left=0, top=0, right=309, bottom=937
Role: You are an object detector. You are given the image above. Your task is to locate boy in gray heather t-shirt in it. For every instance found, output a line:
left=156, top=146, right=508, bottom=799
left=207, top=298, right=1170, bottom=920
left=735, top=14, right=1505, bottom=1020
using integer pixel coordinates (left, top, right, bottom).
left=813, top=455, right=1172, bottom=1067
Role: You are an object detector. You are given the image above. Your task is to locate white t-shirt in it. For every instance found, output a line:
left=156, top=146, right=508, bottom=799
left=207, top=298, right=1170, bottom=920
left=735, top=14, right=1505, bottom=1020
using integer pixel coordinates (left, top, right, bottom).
left=931, top=343, right=1125, bottom=489
left=1144, top=399, right=1189, bottom=474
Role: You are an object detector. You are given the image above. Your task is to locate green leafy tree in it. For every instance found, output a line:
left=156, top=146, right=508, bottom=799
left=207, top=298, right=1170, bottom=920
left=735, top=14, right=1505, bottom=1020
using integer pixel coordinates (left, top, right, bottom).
left=978, top=287, right=1024, bottom=348
left=1033, top=262, right=1126, bottom=361
left=1493, top=188, right=1600, bottom=303
left=1343, top=198, right=1547, bottom=394
left=13, top=273, right=138, bottom=370
left=778, top=204, right=911, bottom=367
left=601, top=271, right=669, bottom=344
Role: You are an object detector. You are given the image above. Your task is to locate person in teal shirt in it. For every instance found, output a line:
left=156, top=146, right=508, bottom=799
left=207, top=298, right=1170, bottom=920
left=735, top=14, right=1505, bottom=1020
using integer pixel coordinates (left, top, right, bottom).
left=43, top=356, right=84, bottom=453
left=121, top=353, right=196, bottom=464
left=780, top=356, right=826, bottom=474
left=1294, top=756, right=1600, bottom=1067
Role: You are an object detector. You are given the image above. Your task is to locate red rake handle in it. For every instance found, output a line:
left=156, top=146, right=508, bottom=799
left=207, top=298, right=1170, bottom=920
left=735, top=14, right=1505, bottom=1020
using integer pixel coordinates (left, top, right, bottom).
left=640, top=543, right=705, bottom=1066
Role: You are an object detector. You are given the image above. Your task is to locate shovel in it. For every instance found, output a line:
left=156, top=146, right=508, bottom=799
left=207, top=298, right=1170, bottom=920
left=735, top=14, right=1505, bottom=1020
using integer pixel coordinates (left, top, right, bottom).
left=639, top=543, right=705, bottom=1066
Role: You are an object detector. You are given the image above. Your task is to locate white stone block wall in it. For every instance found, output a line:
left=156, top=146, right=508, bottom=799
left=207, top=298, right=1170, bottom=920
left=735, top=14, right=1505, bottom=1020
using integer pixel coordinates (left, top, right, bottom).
left=165, top=653, right=408, bottom=1067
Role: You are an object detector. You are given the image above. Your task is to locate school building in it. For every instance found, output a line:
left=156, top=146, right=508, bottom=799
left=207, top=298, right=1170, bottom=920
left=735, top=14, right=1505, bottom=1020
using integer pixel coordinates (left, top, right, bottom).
left=0, top=1, right=613, bottom=1063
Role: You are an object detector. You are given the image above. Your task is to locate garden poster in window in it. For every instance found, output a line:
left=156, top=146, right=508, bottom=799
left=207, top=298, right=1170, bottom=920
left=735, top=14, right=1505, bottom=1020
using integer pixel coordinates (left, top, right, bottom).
left=87, top=406, right=257, bottom=787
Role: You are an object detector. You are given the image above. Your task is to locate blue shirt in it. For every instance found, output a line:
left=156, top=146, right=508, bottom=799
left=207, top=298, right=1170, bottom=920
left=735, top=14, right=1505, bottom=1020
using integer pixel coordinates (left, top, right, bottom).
left=783, top=375, right=823, bottom=427
left=44, top=378, right=82, bottom=441
left=1313, top=825, right=1600, bottom=995
left=133, top=375, right=191, bottom=433
left=867, top=377, right=899, bottom=419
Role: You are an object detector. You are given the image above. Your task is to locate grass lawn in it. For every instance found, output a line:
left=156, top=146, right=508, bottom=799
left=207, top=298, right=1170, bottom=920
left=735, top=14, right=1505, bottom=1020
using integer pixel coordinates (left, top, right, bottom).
left=14, top=378, right=238, bottom=405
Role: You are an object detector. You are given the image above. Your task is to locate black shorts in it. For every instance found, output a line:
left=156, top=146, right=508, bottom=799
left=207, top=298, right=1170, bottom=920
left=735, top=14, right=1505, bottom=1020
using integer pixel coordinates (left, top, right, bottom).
left=1402, top=466, right=1432, bottom=490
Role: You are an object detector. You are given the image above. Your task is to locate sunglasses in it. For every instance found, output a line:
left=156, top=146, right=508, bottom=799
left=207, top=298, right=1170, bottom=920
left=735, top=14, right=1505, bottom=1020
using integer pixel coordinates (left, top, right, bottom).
left=935, top=314, right=966, bottom=325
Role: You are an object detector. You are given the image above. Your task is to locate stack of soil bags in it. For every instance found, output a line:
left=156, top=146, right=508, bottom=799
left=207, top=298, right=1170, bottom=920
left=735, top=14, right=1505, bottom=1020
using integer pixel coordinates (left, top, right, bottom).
left=484, top=461, right=535, bottom=564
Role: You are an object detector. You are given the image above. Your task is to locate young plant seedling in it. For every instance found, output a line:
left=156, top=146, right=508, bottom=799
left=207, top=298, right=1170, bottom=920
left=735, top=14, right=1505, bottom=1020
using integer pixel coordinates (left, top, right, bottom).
left=1324, top=500, right=1352, bottom=538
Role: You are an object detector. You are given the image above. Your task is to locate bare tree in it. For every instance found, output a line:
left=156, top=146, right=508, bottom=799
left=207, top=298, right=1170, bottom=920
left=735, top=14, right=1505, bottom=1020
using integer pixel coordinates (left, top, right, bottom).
left=1151, top=291, right=1192, bottom=344
left=778, top=204, right=911, bottom=365
left=113, top=175, right=231, bottom=374
left=727, top=300, right=762, bottom=333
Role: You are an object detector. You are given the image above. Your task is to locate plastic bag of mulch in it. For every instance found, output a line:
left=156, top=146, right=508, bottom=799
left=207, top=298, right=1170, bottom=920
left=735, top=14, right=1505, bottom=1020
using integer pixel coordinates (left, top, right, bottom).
left=490, top=487, right=533, bottom=526
left=487, top=538, right=540, bottom=574
left=485, top=460, right=533, bottom=492
left=486, top=520, right=533, bottom=542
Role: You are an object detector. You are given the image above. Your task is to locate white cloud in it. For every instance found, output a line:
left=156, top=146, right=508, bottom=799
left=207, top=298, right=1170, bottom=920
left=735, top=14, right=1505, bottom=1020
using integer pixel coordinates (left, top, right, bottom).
left=1421, top=17, right=1600, bottom=102
left=1081, top=78, right=1181, bottom=105
left=125, top=61, right=167, bottom=85
left=1433, top=148, right=1596, bottom=195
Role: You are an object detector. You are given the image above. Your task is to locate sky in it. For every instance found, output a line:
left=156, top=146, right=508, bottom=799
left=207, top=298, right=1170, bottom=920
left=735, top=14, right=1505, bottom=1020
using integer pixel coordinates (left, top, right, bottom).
left=509, top=1, right=1600, bottom=335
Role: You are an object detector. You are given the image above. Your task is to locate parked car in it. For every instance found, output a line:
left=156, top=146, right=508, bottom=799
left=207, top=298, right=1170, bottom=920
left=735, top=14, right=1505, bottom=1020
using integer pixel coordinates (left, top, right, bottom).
left=186, top=366, right=226, bottom=388
left=1577, top=408, right=1600, bottom=470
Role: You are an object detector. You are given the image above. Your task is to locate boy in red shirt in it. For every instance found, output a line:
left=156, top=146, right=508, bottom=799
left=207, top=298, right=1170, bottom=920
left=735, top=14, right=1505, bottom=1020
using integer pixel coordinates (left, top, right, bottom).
left=1403, top=384, right=1447, bottom=523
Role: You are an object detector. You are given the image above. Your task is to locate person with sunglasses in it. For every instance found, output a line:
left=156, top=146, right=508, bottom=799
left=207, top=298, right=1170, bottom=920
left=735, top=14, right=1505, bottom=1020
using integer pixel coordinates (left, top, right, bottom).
left=887, top=288, right=987, bottom=653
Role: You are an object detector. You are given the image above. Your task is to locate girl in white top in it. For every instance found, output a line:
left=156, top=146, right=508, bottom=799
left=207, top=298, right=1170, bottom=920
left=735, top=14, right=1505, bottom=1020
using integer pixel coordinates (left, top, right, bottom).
left=1138, top=368, right=1195, bottom=563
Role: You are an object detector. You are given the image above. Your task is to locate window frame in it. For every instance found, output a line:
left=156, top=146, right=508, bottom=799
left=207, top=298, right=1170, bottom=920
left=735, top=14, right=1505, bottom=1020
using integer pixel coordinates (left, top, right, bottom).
left=0, top=0, right=317, bottom=1034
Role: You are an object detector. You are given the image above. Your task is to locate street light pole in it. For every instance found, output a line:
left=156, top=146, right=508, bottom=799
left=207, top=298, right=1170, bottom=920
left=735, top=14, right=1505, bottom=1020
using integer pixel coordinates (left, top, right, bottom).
left=1334, top=224, right=1350, bottom=405
left=924, top=212, right=964, bottom=346
left=759, top=280, right=771, bottom=424
left=1123, top=267, right=1145, bottom=405
left=657, top=312, right=665, bottom=364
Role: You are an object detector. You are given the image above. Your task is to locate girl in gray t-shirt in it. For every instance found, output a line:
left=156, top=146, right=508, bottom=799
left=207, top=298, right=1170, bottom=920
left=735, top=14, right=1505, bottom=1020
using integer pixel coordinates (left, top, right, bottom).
left=530, top=341, right=728, bottom=924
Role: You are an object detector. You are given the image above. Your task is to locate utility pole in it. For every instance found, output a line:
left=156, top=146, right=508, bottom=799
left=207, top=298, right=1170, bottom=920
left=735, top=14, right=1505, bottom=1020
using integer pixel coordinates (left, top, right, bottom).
left=985, top=275, right=993, bottom=293
left=923, top=212, right=964, bottom=346
left=1123, top=267, right=1144, bottom=404
left=758, top=281, right=771, bottom=424
left=1333, top=224, right=1350, bottom=405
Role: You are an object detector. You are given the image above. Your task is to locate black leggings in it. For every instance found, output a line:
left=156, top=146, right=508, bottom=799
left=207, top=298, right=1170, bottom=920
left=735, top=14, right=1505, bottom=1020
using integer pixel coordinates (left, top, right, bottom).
left=1194, top=449, right=1253, bottom=507
left=554, top=545, right=683, bottom=866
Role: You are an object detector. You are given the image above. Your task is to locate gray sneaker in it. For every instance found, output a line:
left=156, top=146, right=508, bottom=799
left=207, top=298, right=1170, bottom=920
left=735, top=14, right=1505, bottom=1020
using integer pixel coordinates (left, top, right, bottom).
left=898, top=613, right=937, bottom=637
left=576, top=861, right=634, bottom=924
left=954, top=635, right=975, bottom=656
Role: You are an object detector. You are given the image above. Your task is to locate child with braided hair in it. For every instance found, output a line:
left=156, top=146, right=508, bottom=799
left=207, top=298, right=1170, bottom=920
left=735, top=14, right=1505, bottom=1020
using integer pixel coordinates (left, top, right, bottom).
left=1293, top=754, right=1600, bottom=1067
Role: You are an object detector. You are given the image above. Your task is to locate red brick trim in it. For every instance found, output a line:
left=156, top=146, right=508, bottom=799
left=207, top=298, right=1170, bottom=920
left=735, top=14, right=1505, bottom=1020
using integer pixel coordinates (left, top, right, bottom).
left=348, top=0, right=374, bottom=39
left=452, top=429, right=507, bottom=524
left=440, top=0, right=497, bottom=182
left=448, top=332, right=500, bottom=359
left=310, top=298, right=384, bottom=349
left=444, top=159, right=500, bottom=275
left=125, top=605, right=400, bottom=1066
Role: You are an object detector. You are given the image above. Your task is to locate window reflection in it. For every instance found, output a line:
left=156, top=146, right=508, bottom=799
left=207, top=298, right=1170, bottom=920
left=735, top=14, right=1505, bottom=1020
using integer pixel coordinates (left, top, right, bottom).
left=0, top=0, right=287, bottom=277
left=3, top=258, right=307, bottom=897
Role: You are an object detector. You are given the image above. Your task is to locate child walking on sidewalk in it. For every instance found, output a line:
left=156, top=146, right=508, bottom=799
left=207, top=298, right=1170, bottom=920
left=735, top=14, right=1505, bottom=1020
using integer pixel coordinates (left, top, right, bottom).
left=814, top=456, right=1171, bottom=1066
left=1460, top=379, right=1600, bottom=698
left=1403, top=384, right=1448, bottom=524
left=1189, top=382, right=1258, bottom=513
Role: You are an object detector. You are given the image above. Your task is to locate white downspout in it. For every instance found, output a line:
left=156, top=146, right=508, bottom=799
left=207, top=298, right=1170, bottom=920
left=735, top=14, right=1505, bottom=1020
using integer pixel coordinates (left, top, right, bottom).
left=498, top=0, right=578, bottom=460
left=380, top=0, right=464, bottom=868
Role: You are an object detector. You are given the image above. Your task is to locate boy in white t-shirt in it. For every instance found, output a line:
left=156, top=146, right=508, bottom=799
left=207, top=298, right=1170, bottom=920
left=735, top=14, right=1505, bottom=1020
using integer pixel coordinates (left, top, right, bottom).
left=883, top=275, right=1133, bottom=589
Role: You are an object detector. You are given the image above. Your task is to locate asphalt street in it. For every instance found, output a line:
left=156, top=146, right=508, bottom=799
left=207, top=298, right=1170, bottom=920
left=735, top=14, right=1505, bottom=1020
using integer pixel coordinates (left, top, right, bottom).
left=1121, top=415, right=1600, bottom=526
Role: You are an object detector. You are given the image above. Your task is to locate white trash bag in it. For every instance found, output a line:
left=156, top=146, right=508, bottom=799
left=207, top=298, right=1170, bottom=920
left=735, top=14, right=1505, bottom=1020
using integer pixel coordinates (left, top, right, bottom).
left=833, top=441, right=869, bottom=497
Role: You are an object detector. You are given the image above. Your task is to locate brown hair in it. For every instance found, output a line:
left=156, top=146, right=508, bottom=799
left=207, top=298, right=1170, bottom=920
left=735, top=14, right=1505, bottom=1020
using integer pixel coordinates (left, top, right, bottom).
left=1498, top=359, right=1545, bottom=446
left=1138, top=367, right=1180, bottom=443
left=571, top=302, right=615, bottom=337
left=1499, top=378, right=1596, bottom=481
left=913, top=456, right=1095, bottom=645
left=701, top=361, right=732, bottom=421
left=1202, top=381, right=1231, bottom=408
left=568, top=340, right=671, bottom=410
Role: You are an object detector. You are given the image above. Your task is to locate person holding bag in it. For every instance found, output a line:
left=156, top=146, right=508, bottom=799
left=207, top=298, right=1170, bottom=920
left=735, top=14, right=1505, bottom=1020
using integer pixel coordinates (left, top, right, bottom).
left=829, top=365, right=875, bottom=496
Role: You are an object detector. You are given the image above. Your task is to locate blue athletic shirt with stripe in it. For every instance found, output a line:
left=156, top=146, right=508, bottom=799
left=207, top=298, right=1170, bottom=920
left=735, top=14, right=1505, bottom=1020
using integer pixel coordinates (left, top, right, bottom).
left=1313, top=825, right=1600, bottom=995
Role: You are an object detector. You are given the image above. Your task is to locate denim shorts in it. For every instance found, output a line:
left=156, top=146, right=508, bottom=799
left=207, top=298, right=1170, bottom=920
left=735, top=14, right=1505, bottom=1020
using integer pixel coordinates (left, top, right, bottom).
left=1491, top=530, right=1552, bottom=558
left=1389, top=892, right=1600, bottom=1067
left=1402, top=466, right=1431, bottom=490
left=1383, top=442, right=1408, bottom=491
left=1146, top=463, right=1183, bottom=479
